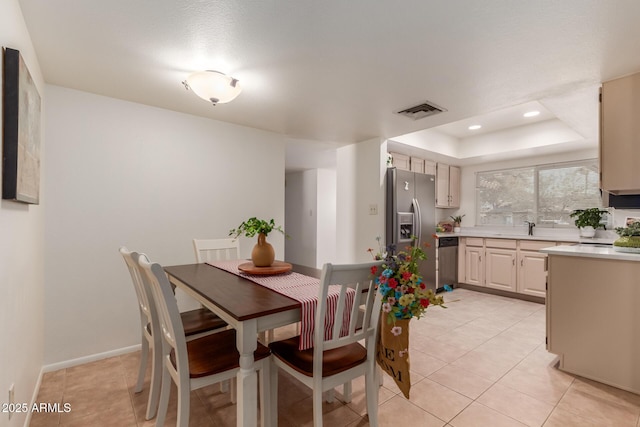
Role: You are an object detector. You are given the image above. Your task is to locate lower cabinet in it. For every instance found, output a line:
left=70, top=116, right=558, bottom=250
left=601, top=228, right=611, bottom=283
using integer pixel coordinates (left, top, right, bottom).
left=460, top=237, right=554, bottom=298
left=485, top=248, right=517, bottom=292
left=517, top=251, right=547, bottom=297
left=465, top=246, right=484, bottom=286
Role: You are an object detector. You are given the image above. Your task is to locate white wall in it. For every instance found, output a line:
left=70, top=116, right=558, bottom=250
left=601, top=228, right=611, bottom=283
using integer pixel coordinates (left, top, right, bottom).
left=284, top=168, right=337, bottom=268
left=285, top=170, right=318, bottom=267
left=0, top=2, right=46, bottom=427
left=43, top=85, right=286, bottom=365
left=336, top=138, right=386, bottom=263
left=316, top=169, right=336, bottom=267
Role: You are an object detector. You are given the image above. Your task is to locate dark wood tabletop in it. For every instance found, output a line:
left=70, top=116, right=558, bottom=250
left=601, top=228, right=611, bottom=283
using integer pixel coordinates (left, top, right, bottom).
left=164, top=263, right=318, bottom=321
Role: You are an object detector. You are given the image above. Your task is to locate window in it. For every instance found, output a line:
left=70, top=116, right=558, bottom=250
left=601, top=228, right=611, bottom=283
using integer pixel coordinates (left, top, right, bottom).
left=476, top=160, right=601, bottom=227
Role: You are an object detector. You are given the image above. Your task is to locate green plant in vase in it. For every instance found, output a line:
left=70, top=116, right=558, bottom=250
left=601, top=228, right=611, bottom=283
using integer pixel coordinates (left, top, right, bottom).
left=569, top=208, right=608, bottom=237
left=450, top=214, right=465, bottom=232
left=613, top=221, right=640, bottom=251
left=229, top=217, right=285, bottom=267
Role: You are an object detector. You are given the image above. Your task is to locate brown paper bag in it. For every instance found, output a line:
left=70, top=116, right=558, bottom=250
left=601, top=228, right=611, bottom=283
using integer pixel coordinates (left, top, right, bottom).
left=376, top=317, right=411, bottom=398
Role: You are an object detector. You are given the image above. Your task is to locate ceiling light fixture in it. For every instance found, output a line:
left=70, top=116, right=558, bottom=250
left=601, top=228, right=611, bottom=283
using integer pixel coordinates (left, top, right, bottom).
left=182, top=70, right=242, bottom=106
left=468, top=125, right=482, bottom=130
left=523, top=110, right=540, bottom=118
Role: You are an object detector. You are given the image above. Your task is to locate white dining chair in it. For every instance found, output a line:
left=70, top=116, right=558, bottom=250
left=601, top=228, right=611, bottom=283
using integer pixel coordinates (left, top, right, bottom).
left=268, top=260, right=384, bottom=427
left=138, top=254, right=272, bottom=427
left=193, top=238, right=240, bottom=263
left=119, top=247, right=227, bottom=420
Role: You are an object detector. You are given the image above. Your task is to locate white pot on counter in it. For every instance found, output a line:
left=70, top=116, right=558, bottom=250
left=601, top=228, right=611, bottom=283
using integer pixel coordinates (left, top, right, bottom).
left=579, top=226, right=596, bottom=238
left=453, top=226, right=461, bottom=233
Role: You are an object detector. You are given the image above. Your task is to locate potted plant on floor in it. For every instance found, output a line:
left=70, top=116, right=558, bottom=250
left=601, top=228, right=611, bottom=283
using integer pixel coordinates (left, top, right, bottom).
left=569, top=208, right=608, bottom=237
left=229, top=217, right=285, bottom=267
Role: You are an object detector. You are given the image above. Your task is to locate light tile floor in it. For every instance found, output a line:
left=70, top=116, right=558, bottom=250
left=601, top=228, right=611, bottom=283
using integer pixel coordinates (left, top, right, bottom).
left=30, top=288, right=640, bottom=426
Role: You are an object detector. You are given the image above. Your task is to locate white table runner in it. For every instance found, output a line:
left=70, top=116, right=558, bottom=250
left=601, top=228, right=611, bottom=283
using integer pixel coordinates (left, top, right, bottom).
left=207, top=260, right=354, bottom=350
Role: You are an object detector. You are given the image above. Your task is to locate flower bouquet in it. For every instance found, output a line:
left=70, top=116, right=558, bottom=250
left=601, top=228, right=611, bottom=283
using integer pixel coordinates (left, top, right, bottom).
left=369, top=237, right=445, bottom=331
left=369, top=237, right=444, bottom=398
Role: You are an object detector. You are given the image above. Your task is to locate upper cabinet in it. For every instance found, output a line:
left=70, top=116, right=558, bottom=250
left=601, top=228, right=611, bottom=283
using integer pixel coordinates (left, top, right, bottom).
left=600, top=72, right=640, bottom=194
left=389, top=152, right=410, bottom=171
left=389, top=152, right=436, bottom=175
left=436, top=163, right=460, bottom=208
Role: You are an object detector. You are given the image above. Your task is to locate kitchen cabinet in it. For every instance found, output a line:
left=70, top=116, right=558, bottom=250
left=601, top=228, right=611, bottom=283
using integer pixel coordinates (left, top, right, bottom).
left=516, top=240, right=553, bottom=298
left=600, top=71, right=640, bottom=193
left=458, top=237, right=553, bottom=299
left=410, top=156, right=425, bottom=173
left=546, top=253, right=640, bottom=394
left=389, top=152, right=410, bottom=171
left=484, top=239, right=517, bottom=292
left=463, top=238, right=484, bottom=286
left=436, top=163, right=460, bottom=208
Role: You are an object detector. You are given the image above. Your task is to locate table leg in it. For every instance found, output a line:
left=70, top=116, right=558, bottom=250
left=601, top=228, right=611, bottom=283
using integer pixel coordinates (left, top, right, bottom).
left=236, top=319, right=258, bottom=427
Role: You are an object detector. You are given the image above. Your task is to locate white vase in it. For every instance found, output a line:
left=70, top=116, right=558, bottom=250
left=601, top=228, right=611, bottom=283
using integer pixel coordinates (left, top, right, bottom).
left=579, top=226, right=596, bottom=238
left=453, top=226, right=461, bottom=233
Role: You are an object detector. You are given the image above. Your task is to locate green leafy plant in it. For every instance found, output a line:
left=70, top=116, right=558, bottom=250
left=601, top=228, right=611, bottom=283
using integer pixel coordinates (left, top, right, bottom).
left=569, top=208, right=608, bottom=229
left=229, top=217, right=285, bottom=239
left=614, top=221, right=640, bottom=248
left=450, top=214, right=465, bottom=226
left=615, top=221, right=640, bottom=236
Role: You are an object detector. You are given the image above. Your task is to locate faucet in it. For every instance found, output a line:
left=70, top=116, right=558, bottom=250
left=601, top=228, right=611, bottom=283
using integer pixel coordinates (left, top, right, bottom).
left=525, top=221, right=536, bottom=236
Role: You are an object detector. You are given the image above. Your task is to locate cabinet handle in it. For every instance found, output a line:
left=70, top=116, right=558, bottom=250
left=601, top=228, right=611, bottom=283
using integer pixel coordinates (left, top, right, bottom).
left=521, top=259, right=524, bottom=266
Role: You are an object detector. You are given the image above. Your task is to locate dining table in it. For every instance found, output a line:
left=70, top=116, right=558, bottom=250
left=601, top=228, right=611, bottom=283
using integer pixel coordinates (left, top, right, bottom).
left=164, top=261, right=321, bottom=427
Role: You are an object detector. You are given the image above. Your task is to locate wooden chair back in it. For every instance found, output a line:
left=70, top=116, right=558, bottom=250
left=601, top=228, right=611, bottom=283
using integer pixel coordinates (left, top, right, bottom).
left=193, top=238, right=240, bottom=263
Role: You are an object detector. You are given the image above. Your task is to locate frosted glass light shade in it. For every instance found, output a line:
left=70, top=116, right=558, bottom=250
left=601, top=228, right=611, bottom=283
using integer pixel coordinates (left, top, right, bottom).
left=185, top=70, right=241, bottom=105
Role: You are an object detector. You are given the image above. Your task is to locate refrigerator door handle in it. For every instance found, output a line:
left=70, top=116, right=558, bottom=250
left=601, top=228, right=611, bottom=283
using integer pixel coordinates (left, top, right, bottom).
left=412, top=197, right=422, bottom=247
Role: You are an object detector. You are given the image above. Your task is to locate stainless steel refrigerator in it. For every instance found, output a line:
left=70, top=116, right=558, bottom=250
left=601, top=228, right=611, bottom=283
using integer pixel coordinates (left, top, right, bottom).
left=385, top=167, right=437, bottom=291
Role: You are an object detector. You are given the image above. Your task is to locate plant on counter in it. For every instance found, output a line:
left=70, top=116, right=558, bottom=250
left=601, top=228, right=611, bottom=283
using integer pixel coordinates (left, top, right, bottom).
left=368, top=237, right=445, bottom=331
left=229, top=217, right=285, bottom=239
left=613, top=220, right=640, bottom=248
left=450, top=214, right=465, bottom=227
left=569, top=208, right=608, bottom=230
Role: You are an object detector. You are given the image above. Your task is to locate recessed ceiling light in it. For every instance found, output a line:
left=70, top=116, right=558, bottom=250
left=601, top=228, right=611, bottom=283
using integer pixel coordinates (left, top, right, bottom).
left=468, top=125, right=482, bottom=130
left=523, top=110, right=540, bottom=118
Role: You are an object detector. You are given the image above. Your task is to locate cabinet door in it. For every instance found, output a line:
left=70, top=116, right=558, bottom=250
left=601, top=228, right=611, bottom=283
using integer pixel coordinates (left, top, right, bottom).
left=436, top=163, right=450, bottom=207
left=424, top=160, right=436, bottom=176
left=485, top=249, right=516, bottom=292
left=390, top=152, right=410, bottom=171
left=601, top=72, right=640, bottom=192
left=464, top=247, right=484, bottom=286
left=518, top=251, right=547, bottom=298
left=449, top=165, right=461, bottom=208
left=410, top=157, right=425, bottom=173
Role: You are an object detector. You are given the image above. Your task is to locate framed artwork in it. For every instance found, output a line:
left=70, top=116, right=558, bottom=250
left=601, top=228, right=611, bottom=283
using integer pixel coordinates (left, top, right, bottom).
left=2, top=47, right=42, bottom=204
left=625, top=217, right=640, bottom=226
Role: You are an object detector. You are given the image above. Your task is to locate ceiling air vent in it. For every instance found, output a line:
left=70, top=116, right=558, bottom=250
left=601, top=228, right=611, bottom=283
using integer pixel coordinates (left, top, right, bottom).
left=396, top=101, right=447, bottom=120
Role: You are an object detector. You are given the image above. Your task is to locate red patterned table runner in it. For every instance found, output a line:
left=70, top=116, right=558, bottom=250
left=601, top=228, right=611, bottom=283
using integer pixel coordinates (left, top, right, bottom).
left=207, top=260, right=354, bottom=350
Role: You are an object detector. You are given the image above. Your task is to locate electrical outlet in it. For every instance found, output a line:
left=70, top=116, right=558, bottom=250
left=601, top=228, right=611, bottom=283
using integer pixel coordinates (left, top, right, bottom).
left=8, top=384, right=14, bottom=420
left=369, top=204, right=378, bottom=215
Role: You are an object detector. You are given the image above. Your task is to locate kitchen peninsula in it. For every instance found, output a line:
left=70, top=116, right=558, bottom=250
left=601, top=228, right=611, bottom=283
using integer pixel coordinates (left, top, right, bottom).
left=541, top=244, right=640, bottom=395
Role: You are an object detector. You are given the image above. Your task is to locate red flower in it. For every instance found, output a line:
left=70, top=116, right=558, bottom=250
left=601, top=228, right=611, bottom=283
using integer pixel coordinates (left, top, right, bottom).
left=420, top=283, right=426, bottom=290
left=370, top=265, right=378, bottom=275
left=388, top=278, right=398, bottom=289
left=402, top=271, right=412, bottom=281
left=420, top=299, right=430, bottom=308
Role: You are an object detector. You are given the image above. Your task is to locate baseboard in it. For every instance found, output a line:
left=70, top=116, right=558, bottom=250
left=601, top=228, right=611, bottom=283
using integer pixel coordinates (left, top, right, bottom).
left=42, top=344, right=141, bottom=373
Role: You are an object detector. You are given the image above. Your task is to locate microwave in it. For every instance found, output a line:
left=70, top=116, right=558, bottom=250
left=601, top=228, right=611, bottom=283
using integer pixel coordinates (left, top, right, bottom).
left=605, top=192, right=640, bottom=209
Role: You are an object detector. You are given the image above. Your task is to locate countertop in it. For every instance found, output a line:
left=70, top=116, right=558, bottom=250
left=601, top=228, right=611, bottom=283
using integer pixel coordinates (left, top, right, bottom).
left=436, top=230, right=616, bottom=245
left=540, top=244, right=640, bottom=262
